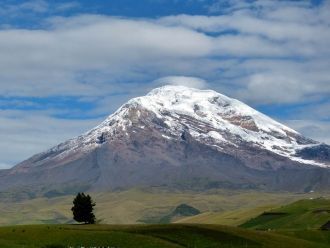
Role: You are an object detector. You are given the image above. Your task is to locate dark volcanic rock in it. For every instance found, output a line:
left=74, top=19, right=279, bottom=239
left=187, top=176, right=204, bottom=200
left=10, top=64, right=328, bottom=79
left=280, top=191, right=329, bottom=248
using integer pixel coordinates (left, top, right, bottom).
left=296, top=144, right=330, bottom=163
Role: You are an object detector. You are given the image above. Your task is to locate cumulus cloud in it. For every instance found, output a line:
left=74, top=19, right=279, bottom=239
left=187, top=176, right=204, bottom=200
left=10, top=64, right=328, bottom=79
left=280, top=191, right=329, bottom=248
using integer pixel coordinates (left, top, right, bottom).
left=0, top=15, right=215, bottom=97
left=231, top=59, right=330, bottom=104
left=0, top=110, right=102, bottom=168
left=0, top=3, right=328, bottom=103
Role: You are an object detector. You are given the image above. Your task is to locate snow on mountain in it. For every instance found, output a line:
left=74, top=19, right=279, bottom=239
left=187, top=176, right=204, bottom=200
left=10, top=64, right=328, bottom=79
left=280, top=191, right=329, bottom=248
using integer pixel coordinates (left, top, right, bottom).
left=26, top=85, right=327, bottom=169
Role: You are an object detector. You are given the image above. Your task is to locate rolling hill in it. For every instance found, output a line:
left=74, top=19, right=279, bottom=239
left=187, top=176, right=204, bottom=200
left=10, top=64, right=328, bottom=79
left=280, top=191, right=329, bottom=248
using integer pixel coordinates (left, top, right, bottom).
left=241, top=198, right=330, bottom=230
left=0, top=224, right=326, bottom=248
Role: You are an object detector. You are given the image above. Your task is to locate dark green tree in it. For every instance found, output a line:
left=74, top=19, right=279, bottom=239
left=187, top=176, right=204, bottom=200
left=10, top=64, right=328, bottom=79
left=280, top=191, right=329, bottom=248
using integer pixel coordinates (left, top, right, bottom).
left=71, top=192, right=96, bottom=224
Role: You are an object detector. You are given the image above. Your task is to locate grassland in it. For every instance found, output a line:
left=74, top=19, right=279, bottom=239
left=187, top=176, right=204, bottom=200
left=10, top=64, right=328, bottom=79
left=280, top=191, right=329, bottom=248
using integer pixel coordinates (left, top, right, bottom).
left=233, top=198, right=330, bottom=247
left=176, top=205, right=276, bottom=226
left=241, top=197, right=330, bottom=230
left=0, top=188, right=327, bottom=225
left=0, top=190, right=330, bottom=247
left=0, top=223, right=326, bottom=248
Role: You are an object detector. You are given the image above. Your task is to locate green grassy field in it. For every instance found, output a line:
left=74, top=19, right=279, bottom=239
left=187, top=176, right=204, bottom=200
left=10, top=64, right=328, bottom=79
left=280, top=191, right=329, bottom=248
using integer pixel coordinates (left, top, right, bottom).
left=0, top=224, right=326, bottom=248
left=176, top=205, right=276, bottom=226
left=1, top=192, right=330, bottom=247
left=0, top=188, right=326, bottom=225
left=241, top=197, right=330, bottom=230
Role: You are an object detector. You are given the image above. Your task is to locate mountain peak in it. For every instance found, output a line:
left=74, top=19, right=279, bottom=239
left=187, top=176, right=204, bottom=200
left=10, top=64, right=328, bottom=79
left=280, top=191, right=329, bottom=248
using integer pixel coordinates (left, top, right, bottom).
left=143, top=84, right=233, bottom=112
left=130, top=84, right=297, bottom=136
left=59, top=84, right=325, bottom=168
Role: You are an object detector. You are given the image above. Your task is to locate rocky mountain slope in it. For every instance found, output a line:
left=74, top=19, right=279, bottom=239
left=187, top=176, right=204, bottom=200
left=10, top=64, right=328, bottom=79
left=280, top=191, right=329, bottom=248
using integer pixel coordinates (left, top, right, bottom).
left=1, top=85, right=329, bottom=195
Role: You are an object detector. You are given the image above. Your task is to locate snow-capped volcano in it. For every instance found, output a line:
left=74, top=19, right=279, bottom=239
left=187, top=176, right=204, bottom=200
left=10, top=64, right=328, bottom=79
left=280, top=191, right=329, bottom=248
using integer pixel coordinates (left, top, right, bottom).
left=24, top=85, right=325, bottom=169
left=1, top=85, right=330, bottom=195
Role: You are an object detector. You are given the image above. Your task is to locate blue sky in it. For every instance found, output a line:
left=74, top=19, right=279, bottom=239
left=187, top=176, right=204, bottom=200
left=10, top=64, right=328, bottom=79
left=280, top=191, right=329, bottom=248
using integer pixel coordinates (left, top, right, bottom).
left=0, top=0, right=329, bottom=168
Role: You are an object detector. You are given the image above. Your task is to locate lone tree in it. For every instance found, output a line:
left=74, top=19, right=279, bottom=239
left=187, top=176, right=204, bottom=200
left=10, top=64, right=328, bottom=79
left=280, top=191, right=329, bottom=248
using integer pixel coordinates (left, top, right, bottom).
left=71, top=192, right=96, bottom=224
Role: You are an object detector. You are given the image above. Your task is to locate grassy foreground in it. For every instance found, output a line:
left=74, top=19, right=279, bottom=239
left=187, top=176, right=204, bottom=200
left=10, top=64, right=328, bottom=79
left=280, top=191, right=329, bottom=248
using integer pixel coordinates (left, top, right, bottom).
left=0, top=223, right=325, bottom=248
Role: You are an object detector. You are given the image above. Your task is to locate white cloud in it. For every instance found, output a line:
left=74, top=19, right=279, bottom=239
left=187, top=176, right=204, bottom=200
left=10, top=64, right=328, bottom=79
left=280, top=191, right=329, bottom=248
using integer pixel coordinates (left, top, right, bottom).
left=0, top=110, right=102, bottom=168
left=159, top=11, right=330, bottom=43
left=153, top=76, right=208, bottom=89
left=0, top=8, right=328, bottom=103
left=0, top=0, right=80, bottom=17
left=285, top=120, right=330, bottom=145
left=231, top=59, right=330, bottom=104
left=0, top=4, right=327, bottom=103
left=160, top=1, right=330, bottom=57
left=0, top=15, right=215, bottom=97
left=55, top=2, right=80, bottom=12
left=207, top=0, right=313, bottom=16
left=0, top=163, right=12, bottom=170
left=19, top=0, right=48, bottom=13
